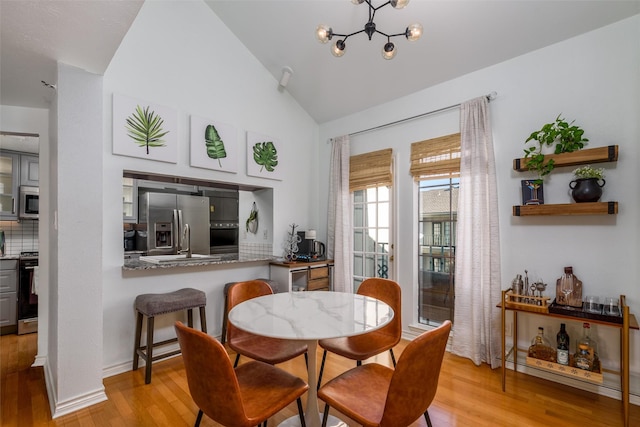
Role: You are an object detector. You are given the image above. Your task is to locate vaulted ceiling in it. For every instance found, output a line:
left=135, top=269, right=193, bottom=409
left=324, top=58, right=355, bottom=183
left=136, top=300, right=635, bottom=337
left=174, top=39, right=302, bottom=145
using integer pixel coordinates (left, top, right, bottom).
left=2, top=1, right=638, bottom=124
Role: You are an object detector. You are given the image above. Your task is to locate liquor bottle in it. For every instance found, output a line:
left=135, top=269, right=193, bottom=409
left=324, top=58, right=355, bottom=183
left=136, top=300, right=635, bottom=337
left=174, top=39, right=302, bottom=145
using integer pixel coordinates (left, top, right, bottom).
left=573, top=322, right=599, bottom=371
left=528, top=327, right=556, bottom=362
left=556, top=323, right=570, bottom=366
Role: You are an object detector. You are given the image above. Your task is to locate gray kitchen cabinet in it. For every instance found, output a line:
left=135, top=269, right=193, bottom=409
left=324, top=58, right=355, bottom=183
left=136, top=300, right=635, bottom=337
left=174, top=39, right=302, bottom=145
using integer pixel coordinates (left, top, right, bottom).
left=20, top=154, right=39, bottom=186
left=123, top=177, right=138, bottom=223
left=0, top=259, right=18, bottom=335
left=0, top=152, right=20, bottom=220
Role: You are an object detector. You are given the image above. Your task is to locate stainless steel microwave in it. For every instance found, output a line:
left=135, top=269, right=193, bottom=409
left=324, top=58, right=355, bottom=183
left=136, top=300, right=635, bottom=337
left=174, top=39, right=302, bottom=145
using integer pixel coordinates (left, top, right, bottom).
left=19, top=186, right=39, bottom=219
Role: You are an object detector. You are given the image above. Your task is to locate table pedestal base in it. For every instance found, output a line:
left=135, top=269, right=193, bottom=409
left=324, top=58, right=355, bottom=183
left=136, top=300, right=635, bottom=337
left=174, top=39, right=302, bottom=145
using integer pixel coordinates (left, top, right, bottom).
left=278, top=413, right=347, bottom=427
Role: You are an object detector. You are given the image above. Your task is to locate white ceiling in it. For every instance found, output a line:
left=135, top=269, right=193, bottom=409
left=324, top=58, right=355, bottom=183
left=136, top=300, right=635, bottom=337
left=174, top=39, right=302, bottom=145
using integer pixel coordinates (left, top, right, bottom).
left=1, top=1, right=639, bottom=125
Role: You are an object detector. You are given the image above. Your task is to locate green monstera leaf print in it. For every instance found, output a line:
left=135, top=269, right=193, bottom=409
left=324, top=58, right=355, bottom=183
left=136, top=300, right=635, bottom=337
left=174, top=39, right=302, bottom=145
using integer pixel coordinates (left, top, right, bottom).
left=253, top=141, right=278, bottom=172
left=205, top=124, right=227, bottom=167
left=125, top=105, right=169, bottom=155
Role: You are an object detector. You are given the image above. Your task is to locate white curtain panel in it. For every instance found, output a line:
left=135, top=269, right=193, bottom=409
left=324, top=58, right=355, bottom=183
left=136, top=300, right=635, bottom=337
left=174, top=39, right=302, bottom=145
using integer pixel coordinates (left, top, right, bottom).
left=451, top=97, right=502, bottom=368
left=327, top=135, right=353, bottom=293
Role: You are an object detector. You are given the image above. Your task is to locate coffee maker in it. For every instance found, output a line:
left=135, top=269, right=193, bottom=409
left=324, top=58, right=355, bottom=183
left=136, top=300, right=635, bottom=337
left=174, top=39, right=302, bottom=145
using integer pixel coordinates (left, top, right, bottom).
left=296, top=230, right=326, bottom=261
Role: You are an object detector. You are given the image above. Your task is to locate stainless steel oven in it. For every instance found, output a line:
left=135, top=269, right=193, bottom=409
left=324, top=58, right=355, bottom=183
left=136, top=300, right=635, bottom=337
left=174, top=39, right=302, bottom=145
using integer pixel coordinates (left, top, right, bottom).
left=18, top=252, right=38, bottom=334
left=210, top=222, right=238, bottom=255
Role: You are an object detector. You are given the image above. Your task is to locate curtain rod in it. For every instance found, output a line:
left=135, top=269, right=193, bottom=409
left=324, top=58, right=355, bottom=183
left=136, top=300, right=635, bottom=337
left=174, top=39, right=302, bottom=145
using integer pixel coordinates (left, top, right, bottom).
left=332, top=91, right=497, bottom=140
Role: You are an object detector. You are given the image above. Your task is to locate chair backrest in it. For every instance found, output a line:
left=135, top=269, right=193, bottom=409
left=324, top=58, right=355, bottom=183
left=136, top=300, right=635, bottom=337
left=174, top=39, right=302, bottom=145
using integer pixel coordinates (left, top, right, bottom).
left=379, top=320, right=452, bottom=427
left=357, top=278, right=402, bottom=343
left=227, top=280, right=273, bottom=340
left=174, top=321, right=248, bottom=425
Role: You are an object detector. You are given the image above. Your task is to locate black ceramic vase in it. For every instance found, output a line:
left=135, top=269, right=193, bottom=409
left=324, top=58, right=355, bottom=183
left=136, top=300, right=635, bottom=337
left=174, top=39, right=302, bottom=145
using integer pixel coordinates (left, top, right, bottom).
left=569, top=178, right=605, bottom=203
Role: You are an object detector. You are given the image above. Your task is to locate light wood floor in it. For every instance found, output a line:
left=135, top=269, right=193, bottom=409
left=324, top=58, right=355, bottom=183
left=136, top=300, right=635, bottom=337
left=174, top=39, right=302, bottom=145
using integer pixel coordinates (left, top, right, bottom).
left=1, top=333, right=638, bottom=426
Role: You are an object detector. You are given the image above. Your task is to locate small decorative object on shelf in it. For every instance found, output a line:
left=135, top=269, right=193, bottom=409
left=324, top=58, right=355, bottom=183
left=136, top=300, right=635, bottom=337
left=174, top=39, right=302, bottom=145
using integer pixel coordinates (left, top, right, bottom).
left=573, top=322, right=599, bottom=372
left=556, top=323, right=570, bottom=366
left=521, top=180, right=544, bottom=205
left=283, top=223, right=301, bottom=262
left=528, top=327, right=556, bottom=363
left=570, top=165, right=606, bottom=203
left=555, top=266, right=583, bottom=307
left=504, top=271, right=549, bottom=313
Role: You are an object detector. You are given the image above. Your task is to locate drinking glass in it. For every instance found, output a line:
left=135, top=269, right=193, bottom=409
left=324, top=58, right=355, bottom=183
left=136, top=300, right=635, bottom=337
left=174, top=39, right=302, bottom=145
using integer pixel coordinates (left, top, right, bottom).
left=583, top=296, right=601, bottom=314
left=602, top=297, right=620, bottom=316
left=559, top=274, right=573, bottom=305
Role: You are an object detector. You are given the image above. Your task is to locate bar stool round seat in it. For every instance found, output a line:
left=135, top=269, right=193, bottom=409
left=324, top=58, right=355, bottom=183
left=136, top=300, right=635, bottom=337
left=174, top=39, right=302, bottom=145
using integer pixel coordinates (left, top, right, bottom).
left=133, top=288, right=207, bottom=384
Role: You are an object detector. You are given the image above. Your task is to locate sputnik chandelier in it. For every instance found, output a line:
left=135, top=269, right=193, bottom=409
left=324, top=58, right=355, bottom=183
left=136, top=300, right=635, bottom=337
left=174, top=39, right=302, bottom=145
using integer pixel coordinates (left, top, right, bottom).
left=316, top=0, right=423, bottom=60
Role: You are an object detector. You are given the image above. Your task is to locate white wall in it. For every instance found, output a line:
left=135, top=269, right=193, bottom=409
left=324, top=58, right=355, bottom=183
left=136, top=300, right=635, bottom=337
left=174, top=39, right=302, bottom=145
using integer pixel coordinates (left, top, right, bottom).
left=101, top=0, right=318, bottom=377
left=319, top=15, right=640, bottom=396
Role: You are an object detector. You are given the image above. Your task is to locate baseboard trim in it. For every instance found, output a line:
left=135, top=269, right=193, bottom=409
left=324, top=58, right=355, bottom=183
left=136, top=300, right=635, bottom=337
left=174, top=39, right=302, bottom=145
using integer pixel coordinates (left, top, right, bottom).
left=51, top=388, right=108, bottom=419
left=42, top=358, right=108, bottom=419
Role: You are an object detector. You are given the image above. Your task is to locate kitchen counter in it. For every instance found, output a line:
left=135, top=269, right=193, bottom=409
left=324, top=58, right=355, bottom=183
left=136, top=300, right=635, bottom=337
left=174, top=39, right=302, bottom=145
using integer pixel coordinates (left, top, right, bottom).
left=122, top=253, right=276, bottom=271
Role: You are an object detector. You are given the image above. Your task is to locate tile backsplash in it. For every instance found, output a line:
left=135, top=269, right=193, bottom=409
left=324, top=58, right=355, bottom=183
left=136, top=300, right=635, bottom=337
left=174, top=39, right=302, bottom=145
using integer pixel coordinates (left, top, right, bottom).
left=0, top=220, right=38, bottom=256
left=239, top=242, right=273, bottom=258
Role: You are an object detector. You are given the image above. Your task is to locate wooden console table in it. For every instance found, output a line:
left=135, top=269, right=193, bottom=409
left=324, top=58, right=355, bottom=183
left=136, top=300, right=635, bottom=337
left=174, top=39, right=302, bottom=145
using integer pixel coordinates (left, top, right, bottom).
left=499, top=290, right=638, bottom=427
left=269, top=260, right=334, bottom=292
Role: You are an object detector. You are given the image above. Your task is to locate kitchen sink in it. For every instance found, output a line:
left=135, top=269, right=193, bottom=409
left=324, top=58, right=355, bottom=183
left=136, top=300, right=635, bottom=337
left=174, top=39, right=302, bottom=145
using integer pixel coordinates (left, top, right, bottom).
left=139, top=254, right=222, bottom=264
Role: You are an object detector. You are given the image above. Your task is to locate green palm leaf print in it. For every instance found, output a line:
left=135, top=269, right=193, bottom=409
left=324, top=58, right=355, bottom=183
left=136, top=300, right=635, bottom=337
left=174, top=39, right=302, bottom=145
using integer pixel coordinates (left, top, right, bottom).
left=125, top=105, right=169, bottom=155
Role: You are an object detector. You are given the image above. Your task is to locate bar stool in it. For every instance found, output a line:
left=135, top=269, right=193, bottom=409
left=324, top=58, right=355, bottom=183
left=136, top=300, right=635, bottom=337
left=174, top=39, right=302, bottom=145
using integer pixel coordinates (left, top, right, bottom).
left=133, top=288, right=207, bottom=384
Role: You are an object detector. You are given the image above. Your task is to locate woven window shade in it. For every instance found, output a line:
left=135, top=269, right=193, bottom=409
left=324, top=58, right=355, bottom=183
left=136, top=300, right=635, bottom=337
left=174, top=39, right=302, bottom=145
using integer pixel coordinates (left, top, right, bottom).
left=410, top=133, right=461, bottom=181
left=349, top=148, right=393, bottom=192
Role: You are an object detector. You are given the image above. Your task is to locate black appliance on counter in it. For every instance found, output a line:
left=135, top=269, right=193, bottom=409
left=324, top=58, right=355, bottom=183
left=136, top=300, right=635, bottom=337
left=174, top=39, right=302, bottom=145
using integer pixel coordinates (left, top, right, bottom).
left=296, top=231, right=326, bottom=262
left=18, top=251, right=38, bottom=335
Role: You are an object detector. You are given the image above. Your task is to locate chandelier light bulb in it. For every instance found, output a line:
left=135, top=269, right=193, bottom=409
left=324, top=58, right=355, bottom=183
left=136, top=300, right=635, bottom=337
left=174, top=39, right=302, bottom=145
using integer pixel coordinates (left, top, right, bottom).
left=391, top=0, right=410, bottom=9
left=406, top=23, right=423, bottom=41
left=316, top=24, right=332, bottom=43
left=351, top=0, right=365, bottom=4
left=331, top=40, right=346, bottom=57
left=382, top=42, right=397, bottom=60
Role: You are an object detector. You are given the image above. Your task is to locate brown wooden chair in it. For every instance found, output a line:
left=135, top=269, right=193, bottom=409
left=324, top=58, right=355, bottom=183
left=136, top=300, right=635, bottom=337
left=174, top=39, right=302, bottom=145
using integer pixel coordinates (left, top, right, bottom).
left=227, top=280, right=308, bottom=367
left=317, top=277, right=401, bottom=389
left=318, top=320, right=452, bottom=427
left=175, top=321, right=308, bottom=427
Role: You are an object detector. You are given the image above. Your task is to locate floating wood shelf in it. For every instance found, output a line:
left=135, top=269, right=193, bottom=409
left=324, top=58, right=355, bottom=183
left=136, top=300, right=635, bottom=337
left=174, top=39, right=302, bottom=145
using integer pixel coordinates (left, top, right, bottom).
left=513, top=145, right=618, bottom=171
left=512, top=202, right=618, bottom=216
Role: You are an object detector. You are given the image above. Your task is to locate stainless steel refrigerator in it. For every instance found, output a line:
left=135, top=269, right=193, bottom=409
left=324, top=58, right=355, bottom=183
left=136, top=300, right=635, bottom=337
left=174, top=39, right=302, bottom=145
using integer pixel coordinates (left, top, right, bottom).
left=139, top=192, right=210, bottom=256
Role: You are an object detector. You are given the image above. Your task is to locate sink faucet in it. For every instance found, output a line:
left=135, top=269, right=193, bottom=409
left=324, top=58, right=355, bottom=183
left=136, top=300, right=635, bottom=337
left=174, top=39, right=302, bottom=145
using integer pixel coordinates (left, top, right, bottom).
left=180, top=223, right=191, bottom=258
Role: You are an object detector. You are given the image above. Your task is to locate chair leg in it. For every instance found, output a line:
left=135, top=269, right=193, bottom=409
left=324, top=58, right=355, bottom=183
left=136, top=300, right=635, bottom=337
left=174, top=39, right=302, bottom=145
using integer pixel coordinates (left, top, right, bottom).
left=194, top=409, right=203, bottom=427
left=221, top=294, right=228, bottom=344
left=234, top=353, right=240, bottom=368
left=199, top=306, right=207, bottom=333
left=424, top=410, right=433, bottom=427
left=187, top=308, right=194, bottom=328
left=144, top=316, right=154, bottom=384
left=296, top=397, right=306, bottom=427
left=356, top=360, right=362, bottom=367
left=321, top=403, right=330, bottom=427
left=317, top=350, right=328, bottom=390
left=304, top=352, right=308, bottom=369
left=390, top=348, right=397, bottom=367
left=133, top=311, right=143, bottom=370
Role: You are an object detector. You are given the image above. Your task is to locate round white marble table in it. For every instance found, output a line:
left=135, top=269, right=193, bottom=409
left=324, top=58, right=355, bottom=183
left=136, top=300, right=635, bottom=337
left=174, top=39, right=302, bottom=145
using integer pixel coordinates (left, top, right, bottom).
left=228, top=291, right=394, bottom=427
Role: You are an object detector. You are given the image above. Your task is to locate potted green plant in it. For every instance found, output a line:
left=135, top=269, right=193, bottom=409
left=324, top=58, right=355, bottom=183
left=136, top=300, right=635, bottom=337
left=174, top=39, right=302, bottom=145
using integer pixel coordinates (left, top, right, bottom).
left=569, top=165, right=605, bottom=203
left=523, top=114, right=589, bottom=183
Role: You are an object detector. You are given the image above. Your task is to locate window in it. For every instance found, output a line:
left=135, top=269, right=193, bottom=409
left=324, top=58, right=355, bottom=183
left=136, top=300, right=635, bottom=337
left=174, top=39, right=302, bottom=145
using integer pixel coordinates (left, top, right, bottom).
left=410, top=133, right=460, bottom=326
left=350, top=149, right=393, bottom=292
left=418, top=179, right=458, bottom=325
left=353, top=186, right=391, bottom=291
